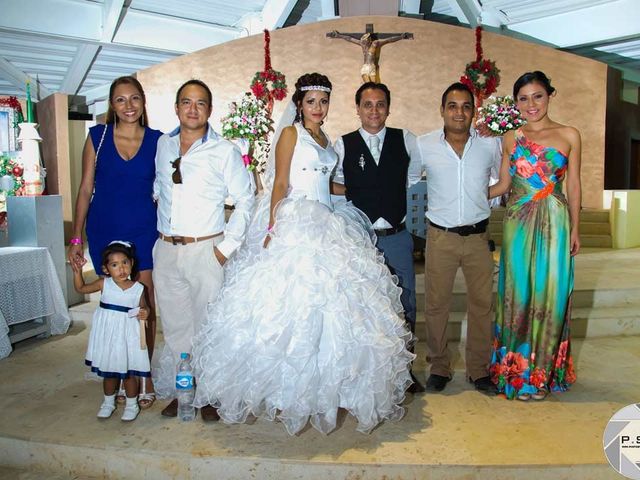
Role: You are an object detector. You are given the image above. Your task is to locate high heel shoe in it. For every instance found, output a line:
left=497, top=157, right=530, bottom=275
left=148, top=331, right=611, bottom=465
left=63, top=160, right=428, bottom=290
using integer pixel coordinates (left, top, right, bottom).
left=532, top=389, right=548, bottom=401
left=138, top=377, right=156, bottom=410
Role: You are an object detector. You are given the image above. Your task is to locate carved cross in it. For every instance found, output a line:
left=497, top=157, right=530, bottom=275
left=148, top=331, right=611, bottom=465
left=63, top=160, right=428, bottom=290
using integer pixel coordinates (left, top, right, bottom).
left=327, top=24, right=413, bottom=83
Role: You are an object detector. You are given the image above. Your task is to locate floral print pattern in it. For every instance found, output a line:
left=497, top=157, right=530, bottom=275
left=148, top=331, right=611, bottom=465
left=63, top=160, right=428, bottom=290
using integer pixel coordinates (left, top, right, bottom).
left=490, top=130, right=576, bottom=399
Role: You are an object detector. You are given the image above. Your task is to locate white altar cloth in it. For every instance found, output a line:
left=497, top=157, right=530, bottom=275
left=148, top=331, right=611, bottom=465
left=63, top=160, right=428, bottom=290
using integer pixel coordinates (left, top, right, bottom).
left=0, top=247, right=71, bottom=359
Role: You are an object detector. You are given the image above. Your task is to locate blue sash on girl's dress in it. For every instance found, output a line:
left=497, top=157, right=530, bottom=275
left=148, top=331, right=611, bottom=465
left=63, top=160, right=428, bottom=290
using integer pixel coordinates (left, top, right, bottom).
left=99, top=301, right=131, bottom=313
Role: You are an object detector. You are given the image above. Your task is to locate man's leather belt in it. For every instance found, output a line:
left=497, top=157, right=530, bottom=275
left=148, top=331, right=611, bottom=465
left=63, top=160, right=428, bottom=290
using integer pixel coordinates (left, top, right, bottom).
left=159, top=232, right=222, bottom=245
left=374, top=223, right=406, bottom=237
left=429, top=219, right=488, bottom=236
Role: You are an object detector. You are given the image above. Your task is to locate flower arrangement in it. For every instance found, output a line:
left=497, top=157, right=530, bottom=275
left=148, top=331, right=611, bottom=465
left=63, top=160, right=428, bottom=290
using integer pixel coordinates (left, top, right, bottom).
left=221, top=93, right=273, bottom=172
left=459, top=26, right=500, bottom=106
left=476, top=95, right=525, bottom=136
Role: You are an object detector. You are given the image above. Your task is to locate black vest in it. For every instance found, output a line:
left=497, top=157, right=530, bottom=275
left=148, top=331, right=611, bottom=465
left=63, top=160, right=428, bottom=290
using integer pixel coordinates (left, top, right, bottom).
left=342, top=127, right=409, bottom=226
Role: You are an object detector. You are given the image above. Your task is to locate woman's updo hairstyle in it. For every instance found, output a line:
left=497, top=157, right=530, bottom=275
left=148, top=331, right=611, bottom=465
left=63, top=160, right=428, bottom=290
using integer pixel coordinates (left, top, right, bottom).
left=291, top=73, right=332, bottom=124
left=513, top=71, right=556, bottom=99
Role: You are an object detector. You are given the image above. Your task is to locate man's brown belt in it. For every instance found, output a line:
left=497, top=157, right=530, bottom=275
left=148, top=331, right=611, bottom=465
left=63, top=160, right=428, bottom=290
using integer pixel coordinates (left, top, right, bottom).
left=159, top=232, right=222, bottom=245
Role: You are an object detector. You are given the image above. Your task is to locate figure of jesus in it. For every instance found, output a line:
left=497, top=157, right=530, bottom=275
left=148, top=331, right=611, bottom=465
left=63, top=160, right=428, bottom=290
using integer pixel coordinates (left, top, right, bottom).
left=328, top=30, right=413, bottom=83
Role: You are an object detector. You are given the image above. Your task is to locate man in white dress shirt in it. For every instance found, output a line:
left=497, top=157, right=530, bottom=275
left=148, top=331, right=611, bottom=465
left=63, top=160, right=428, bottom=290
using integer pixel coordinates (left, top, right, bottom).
left=153, top=79, right=254, bottom=419
left=333, top=82, right=425, bottom=393
left=417, top=82, right=501, bottom=394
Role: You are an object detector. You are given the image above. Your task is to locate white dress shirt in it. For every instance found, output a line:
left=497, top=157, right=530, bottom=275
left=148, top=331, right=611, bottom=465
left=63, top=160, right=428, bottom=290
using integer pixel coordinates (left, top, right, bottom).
left=333, top=127, right=423, bottom=229
left=153, top=124, right=255, bottom=259
left=417, top=128, right=501, bottom=228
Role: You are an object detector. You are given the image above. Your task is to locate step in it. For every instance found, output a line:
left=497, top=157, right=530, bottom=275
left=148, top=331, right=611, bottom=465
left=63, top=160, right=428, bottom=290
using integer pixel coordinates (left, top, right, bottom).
left=489, top=208, right=610, bottom=224
left=413, top=306, right=640, bottom=339
left=580, top=208, right=610, bottom=223
left=488, top=233, right=612, bottom=248
left=579, top=222, right=611, bottom=235
left=571, top=306, right=640, bottom=337
left=417, top=286, right=640, bottom=313
left=489, top=222, right=610, bottom=236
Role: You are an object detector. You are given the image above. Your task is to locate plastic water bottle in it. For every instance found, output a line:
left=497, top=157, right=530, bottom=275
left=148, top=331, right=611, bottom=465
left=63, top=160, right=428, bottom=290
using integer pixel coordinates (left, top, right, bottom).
left=176, top=352, right=195, bottom=422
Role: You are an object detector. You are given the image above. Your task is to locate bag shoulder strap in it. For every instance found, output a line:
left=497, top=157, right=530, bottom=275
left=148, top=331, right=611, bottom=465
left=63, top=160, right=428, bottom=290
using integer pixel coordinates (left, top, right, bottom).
left=95, top=123, right=108, bottom=167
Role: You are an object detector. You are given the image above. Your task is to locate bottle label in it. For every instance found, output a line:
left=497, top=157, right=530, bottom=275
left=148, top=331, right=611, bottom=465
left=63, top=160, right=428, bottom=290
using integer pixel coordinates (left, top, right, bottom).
left=176, top=373, right=193, bottom=390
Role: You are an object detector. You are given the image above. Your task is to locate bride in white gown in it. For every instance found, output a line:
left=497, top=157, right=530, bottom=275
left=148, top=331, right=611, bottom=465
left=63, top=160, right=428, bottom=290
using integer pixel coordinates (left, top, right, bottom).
left=191, top=73, right=415, bottom=435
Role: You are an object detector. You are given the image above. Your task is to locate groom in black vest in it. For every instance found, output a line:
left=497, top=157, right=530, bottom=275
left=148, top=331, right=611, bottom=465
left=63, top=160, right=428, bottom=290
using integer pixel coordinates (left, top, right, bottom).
left=332, top=82, right=424, bottom=393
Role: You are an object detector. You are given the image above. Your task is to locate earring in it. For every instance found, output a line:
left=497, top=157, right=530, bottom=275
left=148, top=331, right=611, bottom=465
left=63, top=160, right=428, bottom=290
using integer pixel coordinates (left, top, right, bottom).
left=140, top=114, right=144, bottom=127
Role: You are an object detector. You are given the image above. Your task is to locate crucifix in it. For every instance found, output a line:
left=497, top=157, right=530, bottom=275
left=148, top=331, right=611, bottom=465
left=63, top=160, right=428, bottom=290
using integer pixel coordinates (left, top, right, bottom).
left=327, top=24, right=413, bottom=83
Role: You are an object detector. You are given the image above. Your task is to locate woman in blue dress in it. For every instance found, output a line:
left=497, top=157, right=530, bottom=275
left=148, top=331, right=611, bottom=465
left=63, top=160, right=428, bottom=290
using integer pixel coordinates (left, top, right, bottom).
left=68, top=76, right=162, bottom=408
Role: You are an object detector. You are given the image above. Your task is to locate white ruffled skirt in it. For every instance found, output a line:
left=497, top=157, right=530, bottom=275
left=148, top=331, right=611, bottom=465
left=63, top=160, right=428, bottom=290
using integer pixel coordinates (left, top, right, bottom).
left=192, top=195, right=415, bottom=435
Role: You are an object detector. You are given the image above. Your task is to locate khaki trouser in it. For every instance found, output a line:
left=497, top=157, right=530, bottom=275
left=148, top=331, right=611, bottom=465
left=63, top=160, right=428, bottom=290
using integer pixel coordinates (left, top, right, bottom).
left=424, top=227, right=494, bottom=380
left=152, top=236, right=225, bottom=397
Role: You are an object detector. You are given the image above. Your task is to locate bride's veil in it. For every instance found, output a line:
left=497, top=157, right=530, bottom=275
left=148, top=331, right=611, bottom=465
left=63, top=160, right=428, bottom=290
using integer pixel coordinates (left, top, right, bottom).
left=262, top=99, right=297, bottom=192
left=240, top=99, right=297, bottom=251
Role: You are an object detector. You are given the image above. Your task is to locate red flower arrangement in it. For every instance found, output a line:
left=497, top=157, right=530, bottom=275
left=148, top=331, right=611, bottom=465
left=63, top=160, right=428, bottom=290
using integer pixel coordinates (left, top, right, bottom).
left=460, top=26, right=500, bottom=106
left=250, top=69, right=287, bottom=103
left=250, top=30, right=287, bottom=109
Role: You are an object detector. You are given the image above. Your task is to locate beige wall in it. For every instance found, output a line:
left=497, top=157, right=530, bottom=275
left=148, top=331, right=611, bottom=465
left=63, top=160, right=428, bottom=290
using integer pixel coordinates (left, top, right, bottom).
left=138, top=16, right=607, bottom=208
left=36, top=93, right=73, bottom=236
left=68, top=119, right=90, bottom=216
left=608, top=190, right=640, bottom=248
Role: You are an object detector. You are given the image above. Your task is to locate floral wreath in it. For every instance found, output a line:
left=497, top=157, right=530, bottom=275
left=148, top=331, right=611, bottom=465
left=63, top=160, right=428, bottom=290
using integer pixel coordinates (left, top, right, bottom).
left=249, top=30, right=287, bottom=106
left=250, top=68, right=287, bottom=103
left=460, top=26, right=500, bottom=105
left=0, top=154, right=25, bottom=197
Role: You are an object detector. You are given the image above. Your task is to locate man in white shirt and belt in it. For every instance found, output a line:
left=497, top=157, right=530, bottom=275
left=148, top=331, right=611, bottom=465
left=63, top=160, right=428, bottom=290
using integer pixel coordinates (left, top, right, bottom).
left=417, top=82, right=501, bottom=395
left=153, top=79, right=254, bottom=419
left=333, top=82, right=424, bottom=393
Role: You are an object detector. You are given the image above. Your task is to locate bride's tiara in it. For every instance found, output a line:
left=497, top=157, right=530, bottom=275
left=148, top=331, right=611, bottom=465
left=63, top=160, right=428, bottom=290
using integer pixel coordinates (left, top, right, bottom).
left=300, top=85, right=331, bottom=93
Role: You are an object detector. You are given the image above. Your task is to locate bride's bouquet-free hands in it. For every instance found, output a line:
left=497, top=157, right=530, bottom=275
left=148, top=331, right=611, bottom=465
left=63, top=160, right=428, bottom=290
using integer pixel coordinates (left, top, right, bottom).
left=476, top=95, right=526, bottom=136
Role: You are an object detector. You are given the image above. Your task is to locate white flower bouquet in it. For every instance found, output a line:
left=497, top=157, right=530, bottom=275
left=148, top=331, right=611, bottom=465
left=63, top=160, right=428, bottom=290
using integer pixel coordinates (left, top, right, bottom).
left=476, top=95, right=526, bottom=136
left=221, top=93, right=274, bottom=171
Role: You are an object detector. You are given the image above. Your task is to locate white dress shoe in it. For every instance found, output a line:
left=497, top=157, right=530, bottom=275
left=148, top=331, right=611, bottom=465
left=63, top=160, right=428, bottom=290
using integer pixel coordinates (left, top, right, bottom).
left=121, top=402, right=140, bottom=422
left=97, top=401, right=116, bottom=419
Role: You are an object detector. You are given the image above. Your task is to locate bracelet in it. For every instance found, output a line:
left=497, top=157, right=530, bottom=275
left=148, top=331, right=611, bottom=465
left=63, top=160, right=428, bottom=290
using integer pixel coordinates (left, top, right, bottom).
left=69, top=237, right=83, bottom=246
left=267, top=225, right=274, bottom=233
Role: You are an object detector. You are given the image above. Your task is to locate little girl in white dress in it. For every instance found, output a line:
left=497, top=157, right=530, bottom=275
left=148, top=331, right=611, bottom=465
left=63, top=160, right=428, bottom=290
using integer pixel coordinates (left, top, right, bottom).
left=192, top=73, right=415, bottom=435
left=72, top=241, right=150, bottom=421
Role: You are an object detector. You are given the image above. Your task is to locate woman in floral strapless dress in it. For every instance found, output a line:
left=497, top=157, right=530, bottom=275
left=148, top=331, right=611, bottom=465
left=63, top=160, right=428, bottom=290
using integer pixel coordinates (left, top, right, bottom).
left=488, top=71, right=582, bottom=401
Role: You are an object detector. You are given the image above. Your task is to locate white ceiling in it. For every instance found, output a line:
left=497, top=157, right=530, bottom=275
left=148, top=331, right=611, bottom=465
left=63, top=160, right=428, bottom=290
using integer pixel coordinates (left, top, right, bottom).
left=0, top=0, right=638, bottom=109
